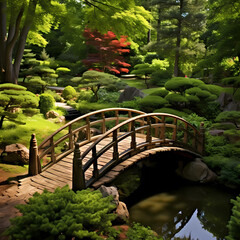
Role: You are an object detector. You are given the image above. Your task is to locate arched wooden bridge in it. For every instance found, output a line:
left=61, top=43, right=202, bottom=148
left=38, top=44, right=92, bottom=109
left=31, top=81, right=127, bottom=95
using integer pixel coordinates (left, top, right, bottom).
left=23, top=108, right=204, bottom=193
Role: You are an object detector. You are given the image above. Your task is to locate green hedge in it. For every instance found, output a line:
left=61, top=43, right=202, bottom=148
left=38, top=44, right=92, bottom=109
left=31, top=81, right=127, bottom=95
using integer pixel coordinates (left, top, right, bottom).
left=138, top=95, right=168, bottom=112
left=39, top=93, right=55, bottom=115
left=165, top=93, right=188, bottom=106
left=62, top=86, right=77, bottom=100
left=149, top=89, right=169, bottom=97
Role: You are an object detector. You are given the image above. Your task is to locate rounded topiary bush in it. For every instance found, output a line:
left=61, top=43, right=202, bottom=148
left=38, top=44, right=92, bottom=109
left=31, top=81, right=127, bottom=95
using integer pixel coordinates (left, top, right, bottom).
left=5, top=186, right=117, bottom=240
left=138, top=95, right=168, bottom=112
left=153, top=107, right=188, bottom=117
left=186, top=94, right=200, bottom=104
left=149, top=89, right=169, bottom=97
left=39, top=93, right=55, bottom=115
left=62, top=85, right=77, bottom=100
left=165, top=93, right=188, bottom=106
left=164, top=77, right=204, bottom=94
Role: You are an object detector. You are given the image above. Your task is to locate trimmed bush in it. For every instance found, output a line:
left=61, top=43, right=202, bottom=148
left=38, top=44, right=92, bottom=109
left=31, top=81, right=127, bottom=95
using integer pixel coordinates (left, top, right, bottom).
left=56, top=67, right=71, bottom=75
left=215, top=111, right=240, bottom=128
left=62, top=86, right=77, bottom=100
left=39, top=93, right=55, bottom=115
left=138, top=95, right=168, bottom=112
left=149, top=89, right=169, bottom=98
left=165, top=93, right=188, bottom=106
left=150, top=70, right=171, bottom=86
left=164, top=77, right=204, bottom=94
left=4, top=186, right=117, bottom=240
left=153, top=108, right=188, bottom=117
left=186, top=94, right=200, bottom=103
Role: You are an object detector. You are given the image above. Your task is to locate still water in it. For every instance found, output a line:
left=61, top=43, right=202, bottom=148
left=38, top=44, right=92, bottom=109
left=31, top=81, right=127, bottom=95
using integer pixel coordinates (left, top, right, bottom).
left=129, top=184, right=235, bottom=240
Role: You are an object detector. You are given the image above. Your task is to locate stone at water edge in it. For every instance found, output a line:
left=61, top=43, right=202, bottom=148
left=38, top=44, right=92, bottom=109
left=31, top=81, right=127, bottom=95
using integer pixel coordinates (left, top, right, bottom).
left=99, top=185, right=120, bottom=206
left=118, top=86, right=145, bottom=103
left=114, top=201, right=130, bottom=224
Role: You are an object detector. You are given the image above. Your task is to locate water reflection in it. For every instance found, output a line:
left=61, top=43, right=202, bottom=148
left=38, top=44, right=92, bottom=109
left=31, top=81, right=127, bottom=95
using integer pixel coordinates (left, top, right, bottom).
left=129, top=185, right=234, bottom=240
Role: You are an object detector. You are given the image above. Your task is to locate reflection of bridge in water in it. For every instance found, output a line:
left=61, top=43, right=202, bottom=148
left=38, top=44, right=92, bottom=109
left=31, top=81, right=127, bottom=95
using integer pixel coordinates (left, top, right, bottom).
left=22, top=107, right=205, bottom=194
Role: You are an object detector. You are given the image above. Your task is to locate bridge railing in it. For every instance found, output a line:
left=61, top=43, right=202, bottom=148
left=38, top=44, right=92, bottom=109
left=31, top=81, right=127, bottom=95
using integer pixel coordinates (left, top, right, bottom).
left=34, top=108, right=148, bottom=172
left=73, top=113, right=205, bottom=189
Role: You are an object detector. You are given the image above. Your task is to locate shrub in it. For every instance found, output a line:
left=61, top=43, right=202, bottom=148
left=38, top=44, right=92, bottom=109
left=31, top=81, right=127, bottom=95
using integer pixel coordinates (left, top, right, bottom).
left=77, top=90, right=94, bottom=102
left=164, top=77, right=204, bottom=94
left=149, top=89, right=169, bottom=98
left=226, top=195, right=240, bottom=240
left=183, top=113, right=209, bottom=128
left=98, top=89, right=120, bottom=103
left=186, top=94, right=200, bottom=104
left=138, top=96, right=168, bottom=112
left=126, top=223, right=161, bottom=240
left=62, top=86, right=77, bottom=100
left=149, top=70, right=171, bottom=86
left=119, top=99, right=141, bottom=110
left=165, top=93, right=188, bottom=106
left=4, top=186, right=117, bottom=240
left=215, top=111, right=240, bottom=128
left=39, top=93, right=55, bottom=115
left=45, top=90, right=62, bottom=102
left=154, top=108, right=188, bottom=118
left=56, top=67, right=71, bottom=75
left=144, top=52, right=159, bottom=64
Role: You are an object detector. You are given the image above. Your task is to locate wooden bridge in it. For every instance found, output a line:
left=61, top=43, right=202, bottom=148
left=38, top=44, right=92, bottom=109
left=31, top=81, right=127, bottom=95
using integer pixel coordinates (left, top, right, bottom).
left=25, top=108, right=204, bottom=193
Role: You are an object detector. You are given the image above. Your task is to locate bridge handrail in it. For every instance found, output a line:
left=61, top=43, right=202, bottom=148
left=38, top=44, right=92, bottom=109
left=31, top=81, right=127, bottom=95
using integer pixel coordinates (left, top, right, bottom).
left=37, top=108, right=149, bottom=170
left=74, top=112, right=204, bottom=188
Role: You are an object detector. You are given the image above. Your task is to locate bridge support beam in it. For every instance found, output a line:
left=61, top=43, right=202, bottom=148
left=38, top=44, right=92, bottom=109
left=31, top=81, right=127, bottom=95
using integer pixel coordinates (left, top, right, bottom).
left=72, top=143, right=86, bottom=191
left=29, top=134, right=42, bottom=176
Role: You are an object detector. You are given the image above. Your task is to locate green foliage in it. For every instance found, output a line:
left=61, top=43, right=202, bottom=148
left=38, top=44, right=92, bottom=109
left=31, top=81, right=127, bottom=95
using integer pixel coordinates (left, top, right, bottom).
left=39, top=94, right=55, bottom=115
left=164, top=77, right=204, bottom=94
left=149, top=70, right=172, bottom=87
left=119, top=98, right=141, bottom=110
left=144, top=52, right=159, bottom=64
left=149, top=89, right=169, bottom=98
left=75, top=101, right=115, bottom=115
left=183, top=113, right=209, bottom=128
left=153, top=108, right=188, bottom=118
left=215, top=111, right=240, bottom=128
left=226, top=195, right=240, bottom=240
left=77, top=90, right=94, bottom=102
left=98, top=89, right=120, bottom=104
left=165, top=93, right=188, bottom=106
left=79, top=70, right=120, bottom=101
left=5, top=186, right=117, bottom=240
left=138, top=96, right=168, bottom=112
left=56, top=67, right=71, bottom=74
left=62, top=86, right=77, bottom=100
left=126, top=223, right=161, bottom=240
left=0, top=84, right=39, bottom=129
left=45, top=90, right=62, bottom=102
left=222, top=77, right=240, bottom=95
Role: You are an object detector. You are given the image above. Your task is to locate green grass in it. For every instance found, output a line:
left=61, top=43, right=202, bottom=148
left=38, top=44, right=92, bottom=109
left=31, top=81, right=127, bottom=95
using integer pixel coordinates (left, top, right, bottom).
left=0, top=163, right=28, bottom=174
left=121, top=78, right=147, bottom=89
left=0, top=114, right=66, bottom=148
left=142, top=87, right=165, bottom=95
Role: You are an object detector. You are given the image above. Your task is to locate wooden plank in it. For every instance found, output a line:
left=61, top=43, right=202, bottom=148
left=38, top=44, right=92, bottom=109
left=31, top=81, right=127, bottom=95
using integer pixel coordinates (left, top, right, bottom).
left=45, top=168, right=72, bottom=181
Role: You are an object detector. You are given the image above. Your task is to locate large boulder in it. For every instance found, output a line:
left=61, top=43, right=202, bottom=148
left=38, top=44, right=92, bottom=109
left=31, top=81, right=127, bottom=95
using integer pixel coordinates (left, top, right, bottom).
left=217, top=92, right=240, bottom=111
left=118, top=86, right=145, bottom=103
left=2, top=144, right=29, bottom=165
left=176, top=158, right=217, bottom=183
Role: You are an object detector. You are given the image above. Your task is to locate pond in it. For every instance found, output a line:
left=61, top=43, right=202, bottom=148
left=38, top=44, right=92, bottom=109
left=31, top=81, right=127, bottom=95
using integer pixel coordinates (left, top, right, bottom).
left=129, top=184, right=235, bottom=240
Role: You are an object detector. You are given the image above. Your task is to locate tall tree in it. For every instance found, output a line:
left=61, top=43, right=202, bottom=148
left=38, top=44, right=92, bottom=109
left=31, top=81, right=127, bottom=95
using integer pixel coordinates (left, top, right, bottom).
left=0, top=0, right=64, bottom=84
left=149, top=0, right=207, bottom=76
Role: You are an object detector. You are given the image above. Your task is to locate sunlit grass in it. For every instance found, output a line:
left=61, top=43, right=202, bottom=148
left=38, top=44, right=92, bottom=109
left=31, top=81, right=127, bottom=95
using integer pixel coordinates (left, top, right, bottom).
left=0, top=163, right=28, bottom=174
left=0, top=114, right=66, bottom=148
left=121, top=78, right=147, bottom=89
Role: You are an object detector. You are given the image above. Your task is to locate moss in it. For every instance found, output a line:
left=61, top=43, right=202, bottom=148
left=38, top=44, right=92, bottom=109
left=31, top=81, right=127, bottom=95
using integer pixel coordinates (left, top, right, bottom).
left=0, top=163, right=28, bottom=174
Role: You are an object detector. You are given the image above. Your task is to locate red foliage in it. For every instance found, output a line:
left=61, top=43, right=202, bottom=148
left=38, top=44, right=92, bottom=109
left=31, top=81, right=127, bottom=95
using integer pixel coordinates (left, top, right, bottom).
left=82, top=29, right=131, bottom=75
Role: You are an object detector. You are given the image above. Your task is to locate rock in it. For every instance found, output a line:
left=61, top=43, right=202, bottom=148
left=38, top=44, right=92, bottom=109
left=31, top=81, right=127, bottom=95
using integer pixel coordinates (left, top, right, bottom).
left=217, top=92, right=233, bottom=110
left=209, top=129, right=224, bottom=136
left=45, top=110, right=60, bottom=119
left=2, top=144, right=29, bottom=165
left=176, top=158, right=217, bottom=183
left=118, top=86, right=145, bottom=103
left=99, top=185, right=119, bottom=205
left=224, top=101, right=240, bottom=111
left=114, top=201, right=129, bottom=224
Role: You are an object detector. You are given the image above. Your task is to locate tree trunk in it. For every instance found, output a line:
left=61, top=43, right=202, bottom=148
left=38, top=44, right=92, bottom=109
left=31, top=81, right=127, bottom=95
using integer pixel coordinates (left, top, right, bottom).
left=157, top=7, right=161, bottom=44
left=174, top=0, right=183, bottom=77
left=147, top=29, right=151, bottom=44
left=0, top=1, right=7, bottom=83
left=0, top=0, right=36, bottom=84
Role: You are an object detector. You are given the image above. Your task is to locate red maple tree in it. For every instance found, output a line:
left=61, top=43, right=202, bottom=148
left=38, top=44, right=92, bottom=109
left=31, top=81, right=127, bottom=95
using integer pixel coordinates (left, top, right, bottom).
left=82, top=29, right=131, bottom=75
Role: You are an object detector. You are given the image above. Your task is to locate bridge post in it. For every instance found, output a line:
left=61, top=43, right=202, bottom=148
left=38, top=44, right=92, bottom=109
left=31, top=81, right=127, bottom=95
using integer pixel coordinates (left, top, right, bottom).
left=29, top=134, right=42, bottom=176
left=72, top=143, right=86, bottom=191
left=199, top=122, right=205, bottom=155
